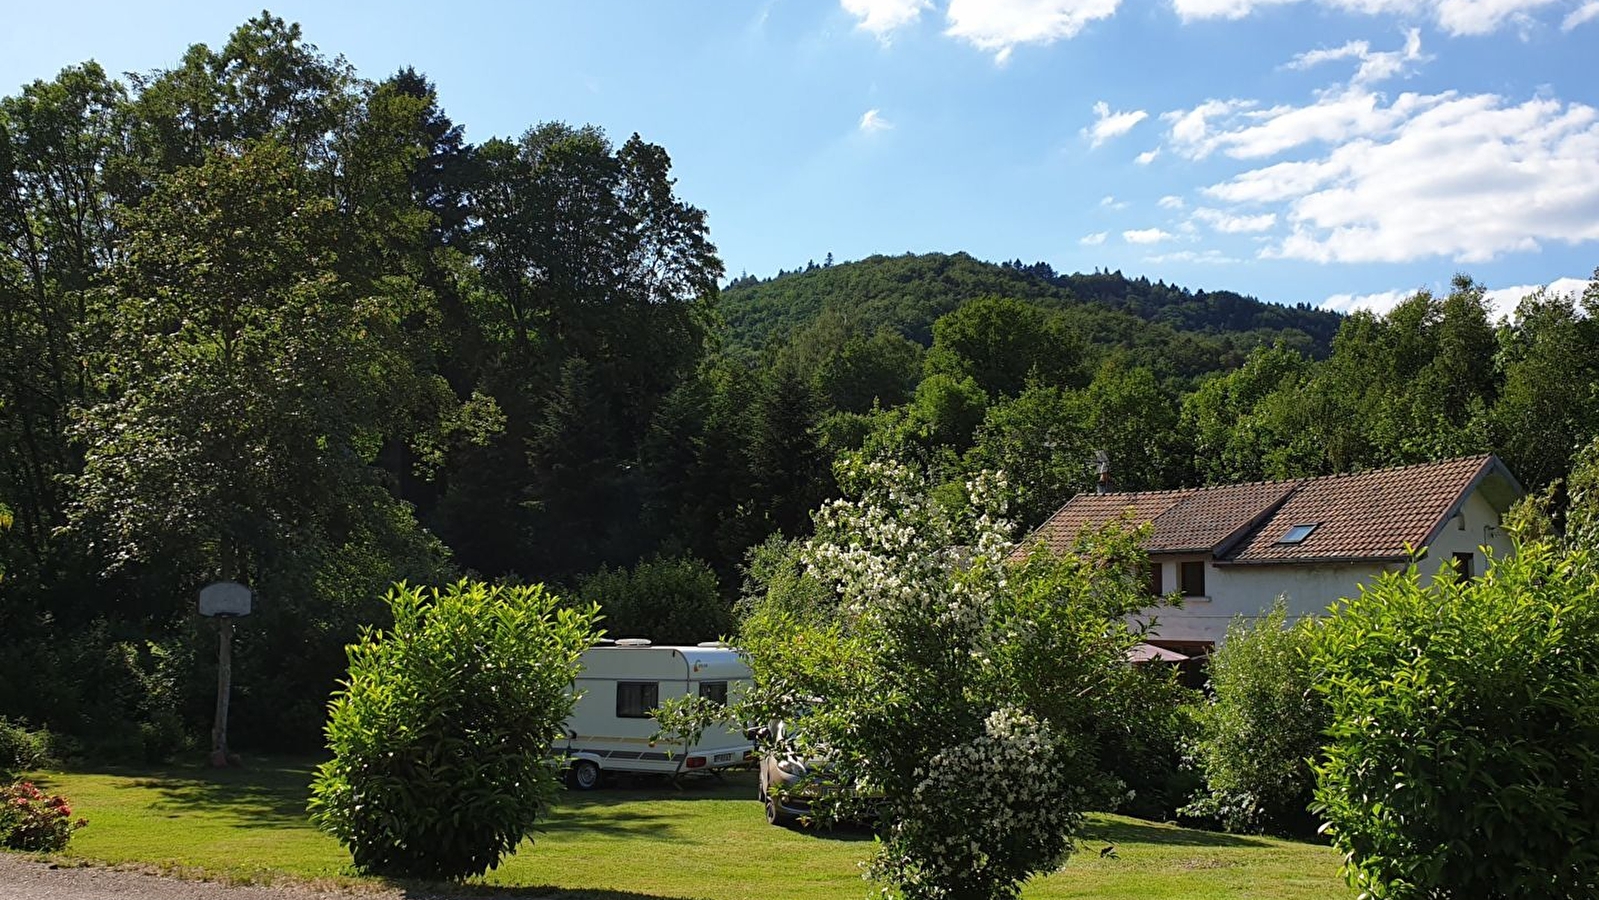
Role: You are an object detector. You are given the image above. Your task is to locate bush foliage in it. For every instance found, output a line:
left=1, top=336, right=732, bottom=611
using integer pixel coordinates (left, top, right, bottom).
left=740, top=460, right=1159, bottom=900
left=576, top=554, right=732, bottom=645
left=1090, top=665, right=1200, bottom=822
left=1184, top=603, right=1327, bottom=835
left=0, top=718, right=46, bottom=779
left=0, top=781, right=86, bottom=851
left=1311, top=543, right=1599, bottom=899
left=308, top=581, right=598, bottom=880
left=650, top=693, right=730, bottom=778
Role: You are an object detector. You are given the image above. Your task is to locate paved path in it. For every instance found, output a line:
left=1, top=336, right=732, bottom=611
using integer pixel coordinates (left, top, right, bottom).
left=0, top=855, right=399, bottom=900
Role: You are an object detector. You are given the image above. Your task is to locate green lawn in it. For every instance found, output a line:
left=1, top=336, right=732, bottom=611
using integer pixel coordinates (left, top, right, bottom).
left=23, top=758, right=1353, bottom=899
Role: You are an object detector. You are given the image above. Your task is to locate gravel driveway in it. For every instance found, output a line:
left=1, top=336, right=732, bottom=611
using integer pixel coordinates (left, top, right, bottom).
left=0, top=855, right=393, bottom=900
left=0, top=855, right=546, bottom=900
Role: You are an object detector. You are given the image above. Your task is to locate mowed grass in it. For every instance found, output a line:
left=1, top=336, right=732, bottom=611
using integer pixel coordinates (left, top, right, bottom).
left=25, top=758, right=1354, bottom=900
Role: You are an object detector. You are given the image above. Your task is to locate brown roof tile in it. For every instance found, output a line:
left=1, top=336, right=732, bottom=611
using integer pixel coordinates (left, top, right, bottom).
left=1025, top=489, right=1194, bottom=556
left=1146, top=480, right=1300, bottom=553
left=1020, top=455, right=1515, bottom=565
left=1226, top=455, right=1495, bottom=563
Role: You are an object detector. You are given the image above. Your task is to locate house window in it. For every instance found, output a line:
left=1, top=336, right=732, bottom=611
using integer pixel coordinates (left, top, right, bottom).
left=699, top=681, right=728, bottom=706
left=1147, top=562, right=1164, bottom=598
left=1180, top=561, right=1206, bottom=597
left=1277, top=523, right=1319, bottom=544
left=616, top=681, right=658, bottom=718
left=1452, top=552, right=1474, bottom=581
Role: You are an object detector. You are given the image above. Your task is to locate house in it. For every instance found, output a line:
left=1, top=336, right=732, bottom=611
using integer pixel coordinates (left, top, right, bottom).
left=1021, top=454, right=1524, bottom=654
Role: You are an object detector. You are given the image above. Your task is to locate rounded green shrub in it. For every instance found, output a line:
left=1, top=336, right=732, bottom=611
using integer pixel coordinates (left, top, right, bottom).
left=308, top=581, right=598, bottom=880
left=0, top=717, right=52, bottom=779
left=576, top=554, right=730, bottom=645
left=1184, top=603, right=1327, bottom=835
left=1311, top=543, right=1599, bottom=899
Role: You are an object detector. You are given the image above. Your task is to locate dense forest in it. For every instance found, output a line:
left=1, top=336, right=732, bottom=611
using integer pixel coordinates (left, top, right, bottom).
left=721, top=252, right=1344, bottom=375
left=2, top=14, right=1597, bottom=757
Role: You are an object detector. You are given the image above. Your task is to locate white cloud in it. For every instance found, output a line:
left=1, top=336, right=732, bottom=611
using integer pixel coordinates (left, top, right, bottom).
left=1204, top=155, right=1348, bottom=204
left=1100, top=194, right=1129, bottom=209
left=1171, top=0, right=1297, bottom=21
left=1159, top=194, right=1186, bottom=209
left=1286, top=28, right=1425, bottom=85
left=841, top=0, right=931, bottom=36
left=1136, top=148, right=1161, bottom=165
left=1164, top=85, right=1446, bottom=162
left=1286, top=40, right=1370, bottom=69
left=1193, top=207, right=1278, bottom=232
left=1228, top=92, right=1599, bottom=263
left=1161, top=98, right=1257, bottom=158
left=1171, top=63, right=1599, bottom=265
left=1171, top=0, right=1560, bottom=36
left=1145, top=249, right=1244, bottom=263
left=1485, top=277, right=1592, bottom=317
left=1318, top=287, right=1416, bottom=314
left=1434, top=0, right=1557, bottom=35
left=1080, top=231, right=1109, bottom=245
left=1564, top=0, right=1599, bottom=29
left=1085, top=100, right=1149, bottom=147
left=859, top=108, right=894, bottom=132
left=1320, top=278, right=1589, bottom=318
left=1123, top=227, right=1175, bottom=243
left=945, top=0, right=1121, bottom=62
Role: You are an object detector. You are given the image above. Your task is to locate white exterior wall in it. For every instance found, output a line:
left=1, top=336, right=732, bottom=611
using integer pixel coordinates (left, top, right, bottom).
left=1139, top=485, right=1514, bottom=646
left=1421, top=489, right=1514, bottom=576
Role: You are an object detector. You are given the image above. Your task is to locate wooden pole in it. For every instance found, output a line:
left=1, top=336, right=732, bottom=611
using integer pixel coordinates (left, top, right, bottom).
left=209, top=617, right=234, bottom=767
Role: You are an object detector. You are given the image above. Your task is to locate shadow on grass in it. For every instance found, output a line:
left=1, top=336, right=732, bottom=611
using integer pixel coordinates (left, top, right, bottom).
left=541, top=805, right=687, bottom=841
left=544, top=770, right=767, bottom=842
left=782, top=822, right=875, bottom=844
left=41, top=756, right=320, bottom=830
left=562, top=770, right=758, bottom=806
left=395, top=886, right=687, bottom=900
left=1081, top=818, right=1271, bottom=849
left=46, top=758, right=786, bottom=844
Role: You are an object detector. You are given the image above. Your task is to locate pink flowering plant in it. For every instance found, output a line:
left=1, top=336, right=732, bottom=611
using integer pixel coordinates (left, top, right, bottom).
left=739, top=457, right=1157, bottom=900
left=1, top=781, right=88, bottom=852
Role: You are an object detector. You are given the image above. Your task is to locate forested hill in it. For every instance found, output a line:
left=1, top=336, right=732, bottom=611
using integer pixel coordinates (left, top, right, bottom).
left=721, top=252, right=1343, bottom=376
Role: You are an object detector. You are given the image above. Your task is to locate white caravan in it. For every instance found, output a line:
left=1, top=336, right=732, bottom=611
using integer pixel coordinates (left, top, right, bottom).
left=556, top=640, right=753, bottom=789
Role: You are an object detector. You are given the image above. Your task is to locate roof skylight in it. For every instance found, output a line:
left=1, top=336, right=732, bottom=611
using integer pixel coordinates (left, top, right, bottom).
left=1277, top=523, right=1319, bottom=545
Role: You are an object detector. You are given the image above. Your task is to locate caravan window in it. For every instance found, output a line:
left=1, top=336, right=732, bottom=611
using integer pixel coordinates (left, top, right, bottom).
left=616, top=681, right=658, bottom=718
left=699, top=681, right=728, bottom=706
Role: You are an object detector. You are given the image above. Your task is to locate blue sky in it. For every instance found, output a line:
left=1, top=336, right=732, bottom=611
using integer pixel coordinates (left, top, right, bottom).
left=4, top=1, right=1597, bottom=315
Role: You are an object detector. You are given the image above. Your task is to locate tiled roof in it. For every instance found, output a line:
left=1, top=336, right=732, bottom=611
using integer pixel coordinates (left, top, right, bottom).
left=1020, top=455, right=1518, bottom=565
left=1026, top=489, right=1194, bottom=556
left=1225, top=455, right=1498, bottom=564
left=1146, top=480, right=1300, bottom=553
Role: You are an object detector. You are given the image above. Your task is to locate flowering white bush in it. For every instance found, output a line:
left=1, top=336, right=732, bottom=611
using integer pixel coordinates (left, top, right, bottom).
left=740, top=457, right=1153, bottom=900
left=868, top=706, right=1087, bottom=899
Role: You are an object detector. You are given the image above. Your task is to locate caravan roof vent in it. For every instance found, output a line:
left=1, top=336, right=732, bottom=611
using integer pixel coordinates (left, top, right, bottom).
left=697, top=641, right=729, bottom=648
left=613, top=638, right=653, bottom=647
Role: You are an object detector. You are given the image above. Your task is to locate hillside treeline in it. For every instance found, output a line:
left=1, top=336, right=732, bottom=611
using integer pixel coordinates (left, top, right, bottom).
left=722, top=252, right=1344, bottom=372
left=2, top=14, right=1596, bottom=756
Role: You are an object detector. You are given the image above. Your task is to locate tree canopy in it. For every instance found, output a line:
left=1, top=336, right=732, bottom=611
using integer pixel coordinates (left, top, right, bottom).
left=1, top=13, right=1596, bottom=762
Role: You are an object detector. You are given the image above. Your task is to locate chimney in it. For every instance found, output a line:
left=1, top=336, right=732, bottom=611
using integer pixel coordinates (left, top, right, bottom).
left=1094, top=449, right=1111, bottom=495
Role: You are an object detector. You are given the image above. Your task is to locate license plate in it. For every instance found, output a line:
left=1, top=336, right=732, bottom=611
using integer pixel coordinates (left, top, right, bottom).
left=713, top=752, right=733, bottom=763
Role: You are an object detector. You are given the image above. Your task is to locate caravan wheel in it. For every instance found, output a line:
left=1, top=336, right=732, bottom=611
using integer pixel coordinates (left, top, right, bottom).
left=569, top=759, right=601, bottom=791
